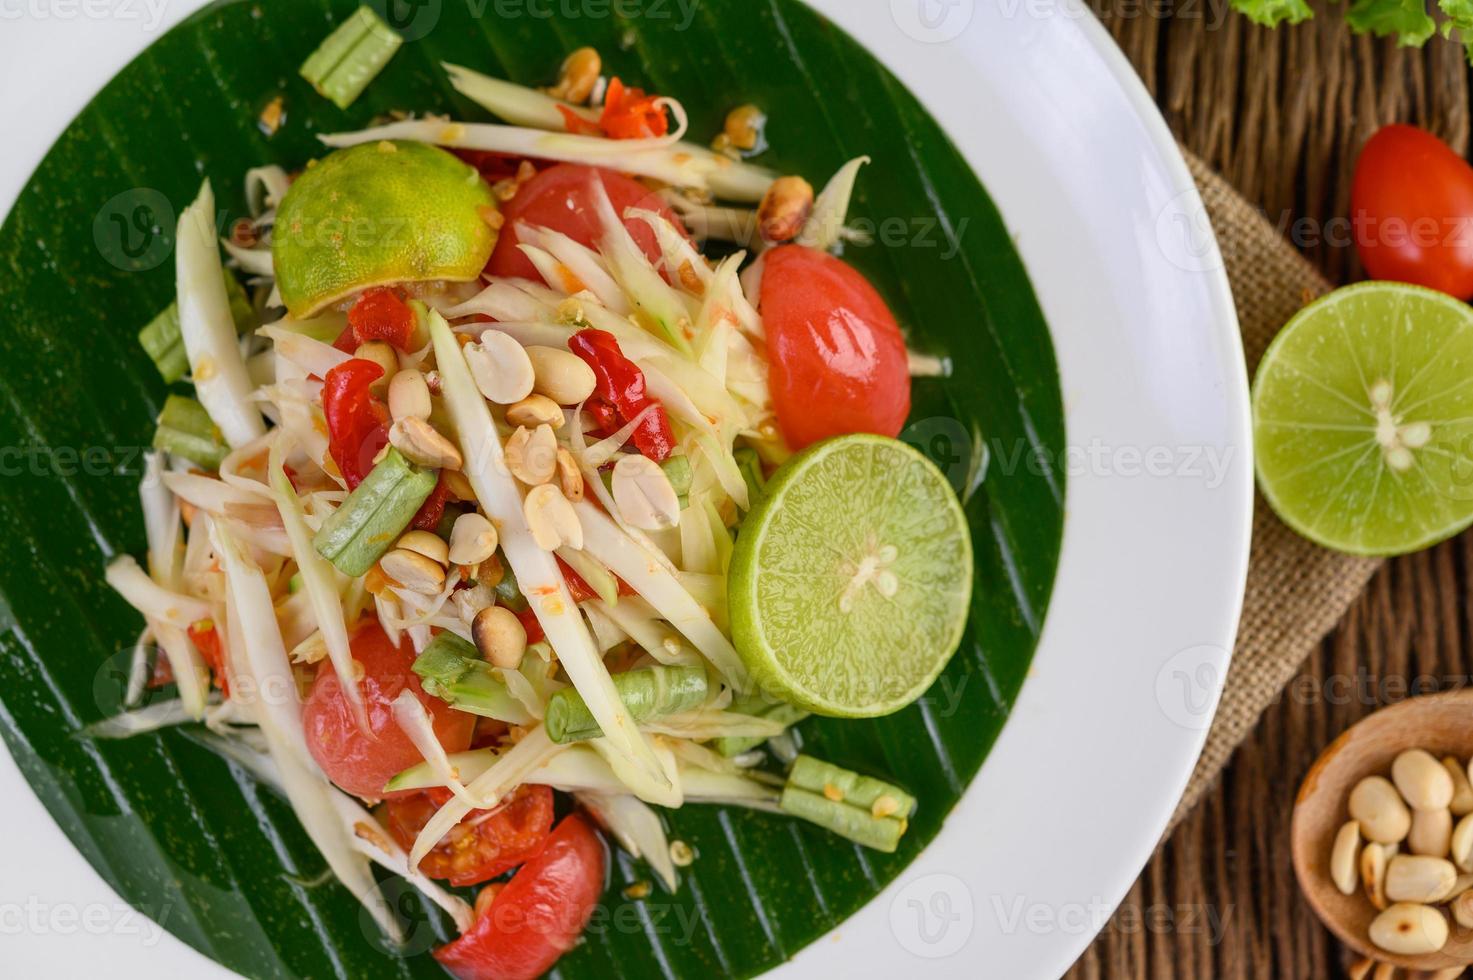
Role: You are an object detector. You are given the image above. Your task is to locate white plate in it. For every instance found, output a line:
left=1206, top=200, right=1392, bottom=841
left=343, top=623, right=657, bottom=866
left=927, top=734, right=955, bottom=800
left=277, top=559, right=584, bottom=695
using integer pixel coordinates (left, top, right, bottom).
left=0, top=2, right=1250, bottom=977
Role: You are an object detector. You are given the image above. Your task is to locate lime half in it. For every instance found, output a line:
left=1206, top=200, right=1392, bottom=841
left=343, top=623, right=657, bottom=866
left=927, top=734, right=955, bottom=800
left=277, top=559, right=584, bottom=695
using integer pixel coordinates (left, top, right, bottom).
left=729, top=434, right=973, bottom=718
left=1254, top=281, right=1473, bottom=556
left=273, top=141, right=497, bottom=317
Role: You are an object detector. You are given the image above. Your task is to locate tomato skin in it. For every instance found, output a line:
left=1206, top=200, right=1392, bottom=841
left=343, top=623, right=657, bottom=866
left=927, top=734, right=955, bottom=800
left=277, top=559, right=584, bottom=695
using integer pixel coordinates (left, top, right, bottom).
left=384, top=784, right=554, bottom=888
left=758, top=245, right=911, bottom=449
left=434, top=813, right=606, bottom=980
left=302, top=622, right=475, bottom=799
left=487, top=165, right=682, bottom=282
left=1352, top=124, right=1473, bottom=300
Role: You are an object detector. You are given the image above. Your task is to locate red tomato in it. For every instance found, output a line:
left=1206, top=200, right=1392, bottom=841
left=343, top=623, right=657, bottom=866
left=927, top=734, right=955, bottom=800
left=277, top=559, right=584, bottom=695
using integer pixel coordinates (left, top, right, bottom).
left=758, top=245, right=911, bottom=449
left=302, top=622, right=475, bottom=798
left=384, top=784, right=554, bottom=888
left=1352, top=124, right=1473, bottom=300
left=487, top=165, right=683, bottom=282
left=347, top=287, right=418, bottom=351
left=434, top=813, right=606, bottom=980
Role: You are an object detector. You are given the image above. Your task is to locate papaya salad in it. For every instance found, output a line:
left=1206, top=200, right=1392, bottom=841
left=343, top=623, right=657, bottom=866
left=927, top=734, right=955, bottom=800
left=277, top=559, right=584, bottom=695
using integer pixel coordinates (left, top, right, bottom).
left=92, top=12, right=973, bottom=979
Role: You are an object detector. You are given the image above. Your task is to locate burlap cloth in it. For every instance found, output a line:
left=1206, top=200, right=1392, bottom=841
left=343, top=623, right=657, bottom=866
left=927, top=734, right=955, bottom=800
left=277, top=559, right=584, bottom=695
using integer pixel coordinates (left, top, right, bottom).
left=1166, top=153, right=1383, bottom=828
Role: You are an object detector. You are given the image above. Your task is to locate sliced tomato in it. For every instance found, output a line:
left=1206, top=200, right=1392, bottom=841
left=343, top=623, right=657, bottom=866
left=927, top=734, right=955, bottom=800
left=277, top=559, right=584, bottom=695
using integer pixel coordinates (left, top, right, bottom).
left=347, top=287, right=419, bottom=351
left=384, top=784, right=554, bottom=888
left=486, top=164, right=684, bottom=282
left=302, top=621, right=475, bottom=799
left=758, top=245, right=911, bottom=450
left=434, top=813, right=606, bottom=980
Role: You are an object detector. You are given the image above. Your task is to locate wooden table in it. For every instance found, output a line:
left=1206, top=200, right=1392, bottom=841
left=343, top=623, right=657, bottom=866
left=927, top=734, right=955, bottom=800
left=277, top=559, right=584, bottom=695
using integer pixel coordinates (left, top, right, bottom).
left=1068, top=4, right=1472, bottom=978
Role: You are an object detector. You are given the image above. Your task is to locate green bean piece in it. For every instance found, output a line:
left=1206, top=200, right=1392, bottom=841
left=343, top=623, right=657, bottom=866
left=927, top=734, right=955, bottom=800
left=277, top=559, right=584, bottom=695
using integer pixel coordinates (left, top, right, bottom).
left=152, top=395, right=229, bottom=469
left=779, top=787, right=906, bottom=853
left=734, top=446, right=765, bottom=505
left=299, top=6, right=404, bottom=110
left=711, top=691, right=808, bottom=757
left=138, top=272, right=254, bottom=383
left=312, top=448, right=438, bottom=576
left=412, top=633, right=533, bottom=725
left=779, top=755, right=916, bottom=853
left=544, top=665, right=708, bottom=744
left=787, top=755, right=917, bottom=817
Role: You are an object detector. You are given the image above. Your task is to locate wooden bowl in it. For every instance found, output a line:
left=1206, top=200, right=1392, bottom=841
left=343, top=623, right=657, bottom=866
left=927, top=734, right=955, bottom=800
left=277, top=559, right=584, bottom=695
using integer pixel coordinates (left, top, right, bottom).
left=1292, top=688, right=1473, bottom=971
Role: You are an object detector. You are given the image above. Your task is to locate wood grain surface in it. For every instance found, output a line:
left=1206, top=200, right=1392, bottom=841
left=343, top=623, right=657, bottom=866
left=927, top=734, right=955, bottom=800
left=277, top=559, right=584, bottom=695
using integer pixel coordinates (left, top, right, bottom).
left=1069, top=2, right=1473, bottom=977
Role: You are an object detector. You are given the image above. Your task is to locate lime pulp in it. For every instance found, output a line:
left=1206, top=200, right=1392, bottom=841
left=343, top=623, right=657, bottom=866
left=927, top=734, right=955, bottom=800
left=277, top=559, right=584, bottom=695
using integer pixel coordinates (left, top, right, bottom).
left=728, top=434, right=973, bottom=718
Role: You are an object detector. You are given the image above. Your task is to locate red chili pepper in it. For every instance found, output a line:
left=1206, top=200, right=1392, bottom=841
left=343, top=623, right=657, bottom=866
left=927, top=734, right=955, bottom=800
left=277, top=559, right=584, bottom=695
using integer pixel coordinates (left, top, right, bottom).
left=515, top=607, right=546, bottom=645
left=348, top=287, right=419, bottom=352
left=187, top=619, right=230, bottom=696
left=599, top=78, right=669, bottom=140
left=411, top=474, right=453, bottom=532
left=322, top=359, right=390, bottom=489
left=555, top=557, right=637, bottom=604
left=568, top=329, right=675, bottom=460
left=557, top=105, right=604, bottom=137
left=452, top=149, right=529, bottom=182
left=331, top=325, right=359, bottom=355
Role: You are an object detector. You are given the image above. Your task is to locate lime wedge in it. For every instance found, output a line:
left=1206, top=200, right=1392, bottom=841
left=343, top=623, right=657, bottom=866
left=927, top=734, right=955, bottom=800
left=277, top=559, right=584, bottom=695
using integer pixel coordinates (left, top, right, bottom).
left=1254, top=281, right=1473, bottom=556
left=729, top=434, right=973, bottom=718
left=273, top=141, right=498, bottom=317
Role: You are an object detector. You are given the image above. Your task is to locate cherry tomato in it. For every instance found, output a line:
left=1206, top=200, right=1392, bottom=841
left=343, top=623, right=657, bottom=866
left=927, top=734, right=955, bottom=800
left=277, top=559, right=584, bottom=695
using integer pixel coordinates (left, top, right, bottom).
left=302, top=621, right=475, bottom=798
left=758, top=245, right=911, bottom=449
left=487, top=165, right=683, bottom=282
left=384, top=784, right=554, bottom=888
left=347, top=287, right=419, bottom=351
left=434, top=813, right=606, bottom=980
left=1352, top=124, right=1473, bottom=300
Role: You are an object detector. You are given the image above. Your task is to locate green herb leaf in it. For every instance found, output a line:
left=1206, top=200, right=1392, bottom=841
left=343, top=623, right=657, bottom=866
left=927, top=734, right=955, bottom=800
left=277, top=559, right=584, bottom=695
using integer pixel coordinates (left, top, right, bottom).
left=1229, top=0, right=1314, bottom=27
left=1346, top=0, right=1438, bottom=45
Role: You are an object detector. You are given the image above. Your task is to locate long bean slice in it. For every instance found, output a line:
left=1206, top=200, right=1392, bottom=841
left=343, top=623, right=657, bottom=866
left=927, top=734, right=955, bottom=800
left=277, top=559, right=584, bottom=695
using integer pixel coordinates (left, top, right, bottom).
left=779, top=755, right=916, bottom=853
left=152, top=395, right=229, bottom=469
left=412, top=633, right=533, bottom=726
left=299, top=5, right=403, bottom=110
left=711, top=691, right=808, bottom=758
left=138, top=272, right=253, bottom=383
left=313, top=448, right=437, bottom=576
left=545, top=666, right=708, bottom=744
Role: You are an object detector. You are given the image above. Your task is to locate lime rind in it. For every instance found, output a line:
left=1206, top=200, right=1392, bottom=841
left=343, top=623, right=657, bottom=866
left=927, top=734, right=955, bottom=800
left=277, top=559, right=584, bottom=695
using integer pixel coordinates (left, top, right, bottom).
left=729, top=434, right=973, bottom=718
left=273, top=141, right=497, bottom=318
left=1253, top=280, right=1473, bottom=557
